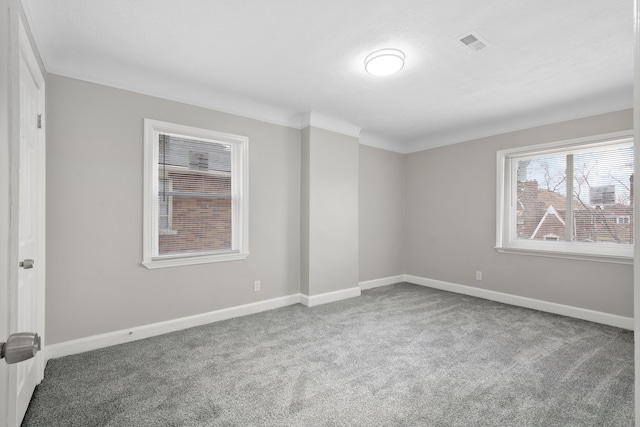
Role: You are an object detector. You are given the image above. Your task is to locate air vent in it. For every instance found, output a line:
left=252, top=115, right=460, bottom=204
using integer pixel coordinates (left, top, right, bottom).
left=457, top=32, right=487, bottom=52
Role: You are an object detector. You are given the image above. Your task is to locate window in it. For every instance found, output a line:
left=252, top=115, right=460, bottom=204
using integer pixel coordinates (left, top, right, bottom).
left=496, top=131, right=633, bottom=263
left=616, top=216, right=631, bottom=225
left=143, top=119, right=248, bottom=268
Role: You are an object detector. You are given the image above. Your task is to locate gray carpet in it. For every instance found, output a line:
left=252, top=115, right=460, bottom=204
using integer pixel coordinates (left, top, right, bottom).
left=22, top=283, right=634, bottom=426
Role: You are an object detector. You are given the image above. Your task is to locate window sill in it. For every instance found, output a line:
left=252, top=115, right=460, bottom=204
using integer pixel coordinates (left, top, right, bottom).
left=495, top=246, right=632, bottom=265
left=159, top=229, right=178, bottom=236
left=142, top=251, right=249, bottom=269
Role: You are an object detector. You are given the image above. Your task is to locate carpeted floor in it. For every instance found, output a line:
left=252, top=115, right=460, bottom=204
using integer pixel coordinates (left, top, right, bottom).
left=22, top=283, right=633, bottom=426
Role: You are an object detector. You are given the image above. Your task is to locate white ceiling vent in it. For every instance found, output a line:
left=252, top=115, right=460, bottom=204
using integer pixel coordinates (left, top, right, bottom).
left=457, top=32, right=488, bottom=52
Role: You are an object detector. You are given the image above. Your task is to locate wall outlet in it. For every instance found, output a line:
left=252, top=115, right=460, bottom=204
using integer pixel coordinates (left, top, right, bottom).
left=253, top=280, right=261, bottom=292
left=475, top=271, right=482, bottom=280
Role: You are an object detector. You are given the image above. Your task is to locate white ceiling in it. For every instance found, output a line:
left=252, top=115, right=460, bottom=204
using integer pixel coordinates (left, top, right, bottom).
left=22, top=0, right=633, bottom=153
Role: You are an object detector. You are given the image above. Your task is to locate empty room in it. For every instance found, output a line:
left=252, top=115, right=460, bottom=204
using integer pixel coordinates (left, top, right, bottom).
left=1, top=0, right=639, bottom=426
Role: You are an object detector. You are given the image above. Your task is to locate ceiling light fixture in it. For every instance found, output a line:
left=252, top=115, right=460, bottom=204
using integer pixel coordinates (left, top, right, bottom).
left=364, top=48, right=405, bottom=76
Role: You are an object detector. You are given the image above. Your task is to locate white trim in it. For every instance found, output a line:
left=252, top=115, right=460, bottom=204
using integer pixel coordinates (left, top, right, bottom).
left=495, top=246, right=633, bottom=265
left=45, top=67, right=304, bottom=130
left=404, top=275, right=634, bottom=330
left=359, top=275, right=404, bottom=290
left=142, top=252, right=249, bottom=269
left=300, top=112, right=361, bottom=138
left=45, top=294, right=302, bottom=361
left=142, top=119, right=249, bottom=269
left=359, top=132, right=407, bottom=154
left=496, top=148, right=507, bottom=250
left=299, top=294, right=310, bottom=306
left=299, top=287, right=361, bottom=307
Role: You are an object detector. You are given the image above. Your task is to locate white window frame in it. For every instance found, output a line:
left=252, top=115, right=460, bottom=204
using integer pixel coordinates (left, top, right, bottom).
left=158, top=177, right=176, bottom=235
left=496, top=130, right=633, bottom=264
left=143, top=119, right=249, bottom=269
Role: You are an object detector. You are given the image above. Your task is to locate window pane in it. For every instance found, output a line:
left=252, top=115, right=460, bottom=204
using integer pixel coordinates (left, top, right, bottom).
left=157, top=134, right=233, bottom=256
left=573, top=146, right=633, bottom=245
left=158, top=178, right=171, bottom=230
left=516, top=155, right=567, bottom=241
left=158, top=200, right=169, bottom=230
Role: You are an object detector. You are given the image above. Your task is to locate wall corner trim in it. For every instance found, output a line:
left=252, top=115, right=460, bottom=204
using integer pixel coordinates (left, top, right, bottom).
left=404, top=274, right=634, bottom=330
left=359, top=275, right=405, bottom=290
left=299, top=287, right=361, bottom=307
left=45, top=293, right=303, bottom=361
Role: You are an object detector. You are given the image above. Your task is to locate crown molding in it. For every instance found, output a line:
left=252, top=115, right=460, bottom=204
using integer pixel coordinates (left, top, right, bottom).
left=45, top=70, right=631, bottom=157
left=47, top=67, right=304, bottom=130
left=403, top=87, right=633, bottom=154
left=358, top=132, right=406, bottom=154
left=300, top=112, right=362, bottom=138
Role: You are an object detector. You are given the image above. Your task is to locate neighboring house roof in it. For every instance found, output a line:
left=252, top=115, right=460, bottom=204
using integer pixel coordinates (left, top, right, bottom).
left=536, top=187, right=587, bottom=211
left=530, top=204, right=564, bottom=239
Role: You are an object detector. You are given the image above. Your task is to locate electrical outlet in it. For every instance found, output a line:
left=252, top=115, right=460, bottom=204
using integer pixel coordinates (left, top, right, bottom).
left=475, top=271, right=482, bottom=280
left=254, top=280, right=261, bottom=292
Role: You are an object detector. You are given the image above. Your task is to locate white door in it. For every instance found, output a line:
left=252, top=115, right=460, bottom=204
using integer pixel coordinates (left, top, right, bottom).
left=4, top=17, right=46, bottom=427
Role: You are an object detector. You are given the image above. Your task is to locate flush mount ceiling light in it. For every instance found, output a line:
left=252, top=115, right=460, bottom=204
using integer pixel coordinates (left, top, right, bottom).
left=364, top=48, right=405, bottom=76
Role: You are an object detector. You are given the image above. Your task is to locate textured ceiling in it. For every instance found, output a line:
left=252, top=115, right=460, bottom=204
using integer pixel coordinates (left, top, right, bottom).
left=22, top=0, right=633, bottom=153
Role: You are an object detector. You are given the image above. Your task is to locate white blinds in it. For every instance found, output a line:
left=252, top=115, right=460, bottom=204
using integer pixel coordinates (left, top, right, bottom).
left=514, top=139, right=633, bottom=244
left=154, top=133, right=233, bottom=256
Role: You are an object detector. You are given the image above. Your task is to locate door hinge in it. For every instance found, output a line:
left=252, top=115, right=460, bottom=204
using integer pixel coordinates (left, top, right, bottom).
left=37, top=114, right=42, bottom=129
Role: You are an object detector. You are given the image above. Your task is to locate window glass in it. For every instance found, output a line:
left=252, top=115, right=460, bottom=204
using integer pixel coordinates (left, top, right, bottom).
left=516, top=154, right=567, bottom=241
left=572, top=146, right=633, bottom=245
left=156, top=135, right=232, bottom=256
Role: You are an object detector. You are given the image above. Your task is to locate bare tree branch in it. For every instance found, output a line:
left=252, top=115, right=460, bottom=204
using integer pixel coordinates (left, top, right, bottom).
left=551, top=176, right=566, bottom=193
left=608, top=173, right=631, bottom=192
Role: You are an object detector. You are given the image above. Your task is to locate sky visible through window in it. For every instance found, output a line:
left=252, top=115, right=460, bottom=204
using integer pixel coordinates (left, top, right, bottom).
left=518, top=145, right=633, bottom=207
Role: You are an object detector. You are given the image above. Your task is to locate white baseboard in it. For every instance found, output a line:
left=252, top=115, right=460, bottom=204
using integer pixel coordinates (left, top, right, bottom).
left=46, top=285, right=363, bottom=360
left=45, top=293, right=302, bottom=361
left=45, top=275, right=632, bottom=362
left=404, top=274, right=634, bottom=330
left=300, top=286, right=361, bottom=307
left=359, top=275, right=404, bottom=290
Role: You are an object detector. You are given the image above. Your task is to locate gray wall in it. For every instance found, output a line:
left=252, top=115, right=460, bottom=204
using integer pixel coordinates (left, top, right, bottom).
left=359, top=145, right=405, bottom=281
left=46, top=75, right=301, bottom=344
left=301, top=127, right=359, bottom=295
left=300, top=127, right=310, bottom=295
left=405, top=109, right=634, bottom=317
